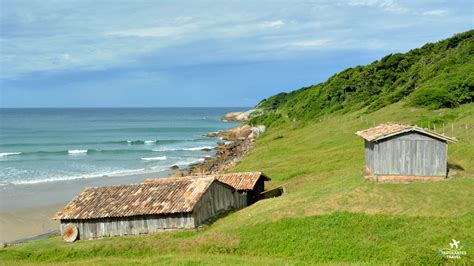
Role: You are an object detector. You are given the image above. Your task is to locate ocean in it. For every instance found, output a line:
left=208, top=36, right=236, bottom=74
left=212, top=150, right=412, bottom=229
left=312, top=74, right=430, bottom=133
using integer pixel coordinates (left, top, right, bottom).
left=0, top=108, right=242, bottom=209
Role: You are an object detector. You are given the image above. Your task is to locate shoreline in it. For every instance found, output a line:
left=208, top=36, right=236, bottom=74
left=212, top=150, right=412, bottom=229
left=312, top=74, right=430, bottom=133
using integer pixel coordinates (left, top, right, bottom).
left=0, top=168, right=178, bottom=212
left=185, top=138, right=254, bottom=176
left=0, top=204, right=64, bottom=244
left=0, top=111, right=257, bottom=244
left=0, top=169, right=175, bottom=243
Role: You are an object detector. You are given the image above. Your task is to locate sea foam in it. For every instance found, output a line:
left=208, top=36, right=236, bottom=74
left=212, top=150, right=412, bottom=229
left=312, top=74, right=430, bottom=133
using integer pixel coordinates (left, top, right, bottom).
left=182, top=146, right=214, bottom=151
left=141, top=156, right=167, bottom=161
left=10, top=168, right=146, bottom=185
left=174, top=158, right=205, bottom=167
left=126, top=140, right=158, bottom=145
left=0, top=152, right=22, bottom=157
left=153, top=146, right=214, bottom=152
left=68, top=149, right=88, bottom=155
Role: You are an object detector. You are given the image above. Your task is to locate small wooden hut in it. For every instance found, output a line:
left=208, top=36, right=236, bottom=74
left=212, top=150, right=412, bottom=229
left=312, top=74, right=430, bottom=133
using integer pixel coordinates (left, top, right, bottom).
left=53, top=177, right=236, bottom=240
left=356, top=123, right=456, bottom=181
left=146, top=172, right=271, bottom=207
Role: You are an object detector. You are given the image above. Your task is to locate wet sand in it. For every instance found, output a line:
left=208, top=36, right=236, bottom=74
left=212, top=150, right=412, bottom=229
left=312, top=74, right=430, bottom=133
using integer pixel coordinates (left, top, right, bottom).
left=0, top=169, right=175, bottom=243
left=0, top=204, right=63, bottom=243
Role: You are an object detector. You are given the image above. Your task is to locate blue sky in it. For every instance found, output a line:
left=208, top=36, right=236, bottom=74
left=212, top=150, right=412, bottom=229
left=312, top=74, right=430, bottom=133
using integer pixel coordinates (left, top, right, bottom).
left=0, top=0, right=472, bottom=107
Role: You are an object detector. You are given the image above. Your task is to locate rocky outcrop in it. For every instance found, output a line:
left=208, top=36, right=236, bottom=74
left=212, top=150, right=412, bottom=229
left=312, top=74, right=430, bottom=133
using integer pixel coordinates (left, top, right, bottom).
left=207, top=124, right=265, bottom=141
left=221, top=109, right=256, bottom=122
left=249, top=125, right=266, bottom=139
left=183, top=109, right=265, bottom=176
left=187, top=139, right=254, bottom=175
left=189, top=124, right=264, bottom=175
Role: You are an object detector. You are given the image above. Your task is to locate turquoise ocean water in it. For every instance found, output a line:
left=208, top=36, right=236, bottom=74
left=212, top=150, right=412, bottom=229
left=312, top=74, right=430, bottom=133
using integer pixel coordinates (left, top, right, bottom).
left=0, top=108, right=241, bottom=187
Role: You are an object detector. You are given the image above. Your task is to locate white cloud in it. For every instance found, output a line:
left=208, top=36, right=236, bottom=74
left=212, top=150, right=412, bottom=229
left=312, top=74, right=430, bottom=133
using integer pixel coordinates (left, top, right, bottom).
left=348, top=0, right=379, bottom=7
left=106, top=24, right=197, bottom=38
left=288, top=39, right=330, bottom=48
left=260, top=20, right=285, bottom=29
left=348, top=0, right=408, bottom=14
left=422, top=9, right=448, bottom=16
left=106, top=16, right=198, bottom=38
left=61, top=53, right=71, bottom=60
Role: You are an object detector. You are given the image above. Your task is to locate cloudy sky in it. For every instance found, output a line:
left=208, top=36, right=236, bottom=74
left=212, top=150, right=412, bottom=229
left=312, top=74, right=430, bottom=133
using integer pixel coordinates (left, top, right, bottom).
left=0, top=0, right=472, bottom=107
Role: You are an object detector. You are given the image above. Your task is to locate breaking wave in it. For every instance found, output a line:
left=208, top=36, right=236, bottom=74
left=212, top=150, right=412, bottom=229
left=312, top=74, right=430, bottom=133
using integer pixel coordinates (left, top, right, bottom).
left=141, top=156, right=167, bottom=161
left=0, top=152, right=22, bottom=157
left=173, top=158, right=205, bottom=167
left=2, top=149, right=165, bottom=157
left=0, top=138, right=208, bottom=148
left=68, top=149, right=88, bottom=155
left=9, top=168, right=149, bottom=185
left=152, top=146, right=215, bottom=152
left=182, top=146, right=214, bottom=151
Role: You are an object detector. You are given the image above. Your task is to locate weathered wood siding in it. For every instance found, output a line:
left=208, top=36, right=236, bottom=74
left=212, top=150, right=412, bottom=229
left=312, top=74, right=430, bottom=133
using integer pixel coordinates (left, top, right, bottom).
left=60, top=182, right=238, bottom=240
left=193, top=182, right=237, bottom=226
left=365, top=132, right=447, bottom=177
left=364, top=140, right=376, bottom=171
left=60, top=213, right=195, bottom=240
left=234, top=191, right=248, bottom=209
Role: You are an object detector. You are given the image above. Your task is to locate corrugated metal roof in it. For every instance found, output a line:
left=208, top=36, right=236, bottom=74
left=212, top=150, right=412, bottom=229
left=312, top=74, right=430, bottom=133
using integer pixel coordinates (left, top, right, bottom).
left=355, top=123, right=456, bottom=143
left=53, top=177, right=216, bottom=220
left=145, top=172, right=270, bottom=191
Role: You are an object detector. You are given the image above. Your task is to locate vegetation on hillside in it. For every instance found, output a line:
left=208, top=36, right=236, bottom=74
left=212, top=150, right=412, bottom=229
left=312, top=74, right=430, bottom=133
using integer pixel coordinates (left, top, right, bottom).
left=251, top=30, right=474, bottom=127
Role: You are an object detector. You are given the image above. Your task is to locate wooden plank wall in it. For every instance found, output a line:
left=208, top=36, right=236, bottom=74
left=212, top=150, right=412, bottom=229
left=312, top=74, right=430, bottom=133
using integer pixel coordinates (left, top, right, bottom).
left=61, top=213, right=195, bottom=240
left=193, top=182, right=237, bottom=226
left=368, top=132, right=447, bottom=176
left=234, top=191, right=248, bottom=209
left=364, top=140, right=375, bottom=171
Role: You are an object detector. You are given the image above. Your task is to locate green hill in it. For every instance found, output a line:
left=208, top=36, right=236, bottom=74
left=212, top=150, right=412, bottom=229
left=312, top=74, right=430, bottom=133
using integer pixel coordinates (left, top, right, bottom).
left=251, top=30, right=473, bottom=127
left=1, top=31, right=473, bottom=265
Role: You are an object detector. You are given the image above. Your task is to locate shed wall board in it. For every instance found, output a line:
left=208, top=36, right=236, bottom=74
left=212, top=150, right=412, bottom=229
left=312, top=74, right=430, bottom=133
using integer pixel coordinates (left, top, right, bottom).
left=365, top=132, right=447, bottom=177
left=364, top=140, right=375, bottom=171
left=234, top=192, right=248, bottom=209
left=60, top=213, right=195, bottom=240
left=193, top=181, right=237, bottom=226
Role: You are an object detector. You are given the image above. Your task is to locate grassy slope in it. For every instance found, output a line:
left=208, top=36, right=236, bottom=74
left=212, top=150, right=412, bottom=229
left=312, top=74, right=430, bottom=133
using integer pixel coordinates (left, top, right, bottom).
left=1, top=102, right=473, bottom=265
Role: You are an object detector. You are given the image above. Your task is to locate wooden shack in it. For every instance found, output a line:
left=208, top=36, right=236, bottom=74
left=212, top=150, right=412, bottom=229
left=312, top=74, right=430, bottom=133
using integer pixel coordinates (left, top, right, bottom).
left=52, top=177, right=236, bottom=240
left=146, top=172, right=271, bottom=207
left=356, top=123, right=456, bottom=182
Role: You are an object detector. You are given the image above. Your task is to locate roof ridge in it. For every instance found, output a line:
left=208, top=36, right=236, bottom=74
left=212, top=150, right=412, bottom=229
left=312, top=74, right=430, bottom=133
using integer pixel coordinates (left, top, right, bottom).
left=84, top=177, right=214, bottom=190
left=356, top=122, right=456, bottom=143
left=145, top=172, right=269, bottom=191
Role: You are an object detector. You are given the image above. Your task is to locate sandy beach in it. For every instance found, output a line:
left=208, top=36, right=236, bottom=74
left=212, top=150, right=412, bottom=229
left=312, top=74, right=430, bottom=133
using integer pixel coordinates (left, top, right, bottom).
left=0, top=204, right=63, bottom=243
left=0, top=169, right=176, bottom=243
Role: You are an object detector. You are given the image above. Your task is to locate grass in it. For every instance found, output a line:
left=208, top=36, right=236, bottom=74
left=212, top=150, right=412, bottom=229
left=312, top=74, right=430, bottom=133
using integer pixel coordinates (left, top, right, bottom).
left=1, top=102, right=473, bottom=265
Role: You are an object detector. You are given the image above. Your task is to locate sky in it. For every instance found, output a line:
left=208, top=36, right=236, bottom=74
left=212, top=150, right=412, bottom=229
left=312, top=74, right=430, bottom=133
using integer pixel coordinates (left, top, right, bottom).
left=0, top=0, right=472, bottom=108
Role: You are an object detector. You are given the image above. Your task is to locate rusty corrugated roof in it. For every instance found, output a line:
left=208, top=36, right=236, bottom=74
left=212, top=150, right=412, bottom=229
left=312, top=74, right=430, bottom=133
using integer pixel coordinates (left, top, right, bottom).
left=145, top=172, right=270, bottom=191
left=53, top=177, right=216, bottom=220
left=355, top=123, right=456, bottom=143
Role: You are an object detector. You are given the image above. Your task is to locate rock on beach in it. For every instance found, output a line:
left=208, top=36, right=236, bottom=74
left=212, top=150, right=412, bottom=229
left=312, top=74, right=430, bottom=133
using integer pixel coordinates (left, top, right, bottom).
left=221, top=109, right=256, bottom=122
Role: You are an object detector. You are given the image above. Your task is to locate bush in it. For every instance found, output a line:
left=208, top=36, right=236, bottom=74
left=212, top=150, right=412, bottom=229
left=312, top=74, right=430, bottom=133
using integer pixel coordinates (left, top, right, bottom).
left=410, top=87, right=457, bottom=109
